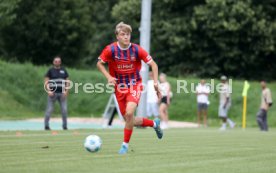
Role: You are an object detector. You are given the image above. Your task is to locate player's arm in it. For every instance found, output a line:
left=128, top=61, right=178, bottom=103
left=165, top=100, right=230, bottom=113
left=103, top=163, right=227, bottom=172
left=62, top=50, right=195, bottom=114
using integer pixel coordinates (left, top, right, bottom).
left=97, top=46, right=117, bottom=85
left=148, top=60, right=161, bottom=99
left=204, top=87, right=210, bottom=96
left=166, top=83, right=171, bottom=105
left=96, top=60, right=117, bottom=85
left=265, top=89, right=273, bottom=108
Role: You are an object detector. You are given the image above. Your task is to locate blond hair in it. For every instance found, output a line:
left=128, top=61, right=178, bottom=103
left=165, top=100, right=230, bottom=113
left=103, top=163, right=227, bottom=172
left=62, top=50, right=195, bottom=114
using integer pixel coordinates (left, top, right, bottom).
left=115, top=22, right=132, bottom=35
left=160, top=73, right=167, bottom=78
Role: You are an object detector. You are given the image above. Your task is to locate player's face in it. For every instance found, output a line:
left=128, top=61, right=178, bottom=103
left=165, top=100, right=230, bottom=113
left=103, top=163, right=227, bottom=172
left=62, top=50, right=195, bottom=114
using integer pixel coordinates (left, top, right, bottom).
left=116, top=31, right=131, bottom=48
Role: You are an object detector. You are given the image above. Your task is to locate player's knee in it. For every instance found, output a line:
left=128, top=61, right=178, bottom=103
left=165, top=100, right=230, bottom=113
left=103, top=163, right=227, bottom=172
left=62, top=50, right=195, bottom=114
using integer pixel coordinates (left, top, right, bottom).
left=124, top=111, right=134, bottom=122
left=46, top=108, right=53, bottom=114
left=125, top=111, right=133, bottom=118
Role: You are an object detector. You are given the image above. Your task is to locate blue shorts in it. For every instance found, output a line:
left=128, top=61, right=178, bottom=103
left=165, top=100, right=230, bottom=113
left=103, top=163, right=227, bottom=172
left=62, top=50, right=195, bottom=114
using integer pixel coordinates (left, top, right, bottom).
left=198, top=103, right=208, bottom=111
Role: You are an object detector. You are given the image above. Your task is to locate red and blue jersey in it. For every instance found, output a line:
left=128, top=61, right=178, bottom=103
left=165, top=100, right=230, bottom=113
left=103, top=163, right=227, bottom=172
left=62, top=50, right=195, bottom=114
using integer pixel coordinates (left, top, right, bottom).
left=98, top=42, right=152, bottom=87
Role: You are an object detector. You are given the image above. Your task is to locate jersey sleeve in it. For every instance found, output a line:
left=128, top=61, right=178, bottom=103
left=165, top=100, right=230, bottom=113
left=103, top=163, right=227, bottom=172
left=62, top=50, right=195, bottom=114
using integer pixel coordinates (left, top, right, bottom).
left=98, top=45, right=112, bottom=63
left=138, top=45, right=152, bottom=64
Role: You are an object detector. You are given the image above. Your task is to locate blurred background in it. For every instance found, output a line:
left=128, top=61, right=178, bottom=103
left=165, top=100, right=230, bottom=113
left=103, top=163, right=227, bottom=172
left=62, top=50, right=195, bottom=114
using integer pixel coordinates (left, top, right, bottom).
left=0, top=0, right=275, bottom=127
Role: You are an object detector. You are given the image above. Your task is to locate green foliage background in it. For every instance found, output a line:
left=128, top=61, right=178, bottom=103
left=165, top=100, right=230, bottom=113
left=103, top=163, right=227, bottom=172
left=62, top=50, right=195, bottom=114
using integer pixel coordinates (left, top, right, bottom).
left=1, top=60, right=276, bottom=127
left=0, top=0, right=275, bottom=78
left=0, top=0, right=275, bottom=125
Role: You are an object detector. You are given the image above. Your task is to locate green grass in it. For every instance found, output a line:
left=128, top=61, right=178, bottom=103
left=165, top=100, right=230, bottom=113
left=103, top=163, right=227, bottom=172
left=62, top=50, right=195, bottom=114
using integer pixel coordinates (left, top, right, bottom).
left=0, top=60, right=276, bottom=127
left=0, top=128, right=276, bottom=173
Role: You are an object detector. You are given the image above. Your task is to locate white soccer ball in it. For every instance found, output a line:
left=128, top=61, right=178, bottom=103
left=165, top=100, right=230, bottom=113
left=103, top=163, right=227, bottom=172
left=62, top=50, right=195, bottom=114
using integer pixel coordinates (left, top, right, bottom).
left=84, top=135, right=102, bottom=153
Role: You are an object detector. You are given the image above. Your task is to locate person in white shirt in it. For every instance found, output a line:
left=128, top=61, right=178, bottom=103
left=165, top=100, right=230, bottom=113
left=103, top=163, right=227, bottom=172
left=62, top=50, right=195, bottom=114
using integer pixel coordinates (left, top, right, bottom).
left=196, top=79, right=210, bottom=127
left=257, top=81, right=273, bottom=131
left=159, top=73, right=171, bottom=129
left=147, top=72, right=159, bottom=118
left=218, top=76, right=235, bottom=130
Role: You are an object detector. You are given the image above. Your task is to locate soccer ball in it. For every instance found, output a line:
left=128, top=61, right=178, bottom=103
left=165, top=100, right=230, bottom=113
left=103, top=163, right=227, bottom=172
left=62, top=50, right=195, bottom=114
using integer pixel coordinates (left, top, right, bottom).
left=84, top=135, right=102, bottom=153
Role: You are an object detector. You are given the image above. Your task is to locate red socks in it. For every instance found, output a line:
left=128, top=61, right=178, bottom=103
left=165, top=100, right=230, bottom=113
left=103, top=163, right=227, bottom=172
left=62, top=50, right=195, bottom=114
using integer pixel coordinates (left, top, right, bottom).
left=124, top=128, right=133, bottom=143
left=141, top=118, right=154, bottom=127
left=123, top=118, right=154, bottom=143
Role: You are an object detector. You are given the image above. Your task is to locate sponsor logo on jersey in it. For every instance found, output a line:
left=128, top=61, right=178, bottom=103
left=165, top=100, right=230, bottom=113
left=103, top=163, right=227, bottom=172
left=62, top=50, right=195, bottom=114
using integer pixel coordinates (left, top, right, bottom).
left=117, top=64, right=134, bottom=70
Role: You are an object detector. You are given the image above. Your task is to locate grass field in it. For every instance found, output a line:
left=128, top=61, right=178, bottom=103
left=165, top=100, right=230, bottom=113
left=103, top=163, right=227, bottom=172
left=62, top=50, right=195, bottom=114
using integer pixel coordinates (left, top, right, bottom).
left=1, top=128, right=276, bottom=173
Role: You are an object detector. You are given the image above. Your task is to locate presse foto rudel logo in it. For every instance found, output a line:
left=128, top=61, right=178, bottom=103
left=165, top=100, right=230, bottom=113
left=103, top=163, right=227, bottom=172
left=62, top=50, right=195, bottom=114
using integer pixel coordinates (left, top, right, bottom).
left=43, top=79, right=232, bottom=94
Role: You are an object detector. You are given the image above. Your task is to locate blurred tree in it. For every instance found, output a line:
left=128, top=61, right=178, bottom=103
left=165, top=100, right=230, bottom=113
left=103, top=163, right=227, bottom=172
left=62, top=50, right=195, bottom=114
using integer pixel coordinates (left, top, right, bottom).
left=112, top=0, right=141, bottom=44
left=189, top=0, right=275, bottom=79
left=82, top=0, right=118, bottom=66
left=0, top=0, right=275, bottom=79
left=0, top=0, right=20, bottom=56
left=0, top=0, right=20, bottom=27
left=112, top=0, right=276, bottom=79
left=1, top=0, right=93, bottom=66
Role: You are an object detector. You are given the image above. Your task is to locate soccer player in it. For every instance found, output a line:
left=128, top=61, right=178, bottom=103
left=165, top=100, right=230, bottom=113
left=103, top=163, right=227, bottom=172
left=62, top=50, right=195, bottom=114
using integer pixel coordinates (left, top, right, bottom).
left=256, top=81, right=273, bottom=131
left=97, top=22, right=163, bottom=154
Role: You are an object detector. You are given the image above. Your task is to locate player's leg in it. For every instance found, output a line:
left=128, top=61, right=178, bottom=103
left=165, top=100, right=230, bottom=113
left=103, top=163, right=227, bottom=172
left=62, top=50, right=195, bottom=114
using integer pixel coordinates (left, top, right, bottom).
left=224, top=105, right=235, bottom=128
left=163, top=104, right=169, bottom=129
left=118, top=101, right=136, bottom=154
left=57, top=93, right=68, bottom=130
left=203, top=105, right=207, bottom=127
left=263, top=110, right=268, bottom=131
left=44, top=94, right=56, bottom=130
left=159, top=103, right=166, bottom=128
left=220, top=117, right=227, bottom=130
left=197, top=103, right=201, bottom=127
left=114, top=90, right=130, bottom=154
left=128, top=86, right=162, bottom=139
left=227, top=118, right=235, bottom=128
left=219, top=105, right=227, bottom=130
left=256, top=109, right=264, bottom=130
